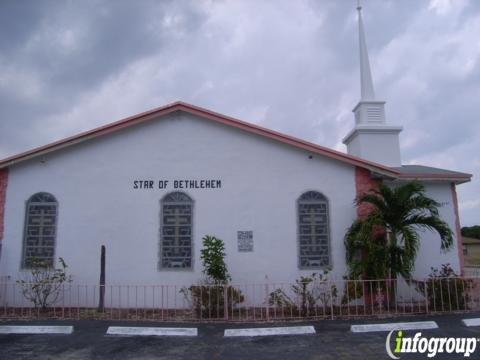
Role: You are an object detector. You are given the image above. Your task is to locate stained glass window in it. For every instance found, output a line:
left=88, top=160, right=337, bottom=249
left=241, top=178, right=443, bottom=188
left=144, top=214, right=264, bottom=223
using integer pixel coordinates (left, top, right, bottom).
left=298, top=191, right=330, bottom=268
left=159, top=192, right=193, bottom=269
left=22, top=192, right=58, bottom=268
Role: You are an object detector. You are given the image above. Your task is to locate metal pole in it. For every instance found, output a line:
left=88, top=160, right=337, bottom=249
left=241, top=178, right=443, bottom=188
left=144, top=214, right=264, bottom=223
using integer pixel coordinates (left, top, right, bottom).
left=98, top=245, right=106, bottom=312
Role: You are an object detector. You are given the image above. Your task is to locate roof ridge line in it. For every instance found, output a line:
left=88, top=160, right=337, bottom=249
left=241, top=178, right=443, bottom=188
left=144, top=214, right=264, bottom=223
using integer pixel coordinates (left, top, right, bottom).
left=0, top=101, right=434, bottom=179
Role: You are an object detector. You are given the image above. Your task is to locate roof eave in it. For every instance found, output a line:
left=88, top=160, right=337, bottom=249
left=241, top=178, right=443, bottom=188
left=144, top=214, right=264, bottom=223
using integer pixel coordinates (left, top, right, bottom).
left=0, top=103, right=182, bottom=169
left=396, top=174, right=472, bottom=185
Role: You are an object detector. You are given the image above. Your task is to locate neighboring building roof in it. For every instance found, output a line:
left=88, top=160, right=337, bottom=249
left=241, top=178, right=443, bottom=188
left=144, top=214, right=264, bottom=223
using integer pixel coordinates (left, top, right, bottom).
left=391, top=165, right=472, bottom=184
left=462, top=236, right=480, bottom=245
left=0, top=101, right=472, bottom=184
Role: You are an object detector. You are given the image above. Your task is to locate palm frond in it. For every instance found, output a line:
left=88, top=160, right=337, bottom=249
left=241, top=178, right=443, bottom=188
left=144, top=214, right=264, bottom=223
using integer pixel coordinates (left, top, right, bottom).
left=345, top=180, right=454, bottom=280
left=404, top=214, right=453, bottom=250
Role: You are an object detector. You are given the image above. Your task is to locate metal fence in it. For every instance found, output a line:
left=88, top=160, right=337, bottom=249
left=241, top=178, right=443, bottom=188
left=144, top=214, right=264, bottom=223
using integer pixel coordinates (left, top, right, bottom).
left=465, top=267, right=480, bottom=277
left=1, top=277, right=479, bottom=322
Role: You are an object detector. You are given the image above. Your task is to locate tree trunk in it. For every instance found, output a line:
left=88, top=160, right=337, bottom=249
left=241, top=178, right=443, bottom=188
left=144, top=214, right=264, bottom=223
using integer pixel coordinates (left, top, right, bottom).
left=387, top=231, right=397, bottom=308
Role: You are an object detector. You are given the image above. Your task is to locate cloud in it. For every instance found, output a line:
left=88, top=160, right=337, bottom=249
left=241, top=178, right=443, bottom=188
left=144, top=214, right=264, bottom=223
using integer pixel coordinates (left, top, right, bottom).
left=460, top=199, right=480, bottom=211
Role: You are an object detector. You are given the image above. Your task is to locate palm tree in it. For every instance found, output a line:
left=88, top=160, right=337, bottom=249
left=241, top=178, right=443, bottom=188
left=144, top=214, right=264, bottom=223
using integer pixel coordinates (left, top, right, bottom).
left=345, top=181, right=453, bottom=281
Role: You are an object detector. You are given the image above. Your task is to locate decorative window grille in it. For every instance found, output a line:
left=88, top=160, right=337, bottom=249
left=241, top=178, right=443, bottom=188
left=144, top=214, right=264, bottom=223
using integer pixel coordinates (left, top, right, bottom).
left=160, top=192, right=193, bottom=269
left=237, top=230, right=253, bottom=252
left=22, top=192, right=58, bottom=268
left=297, top=191, right=330, bottom=268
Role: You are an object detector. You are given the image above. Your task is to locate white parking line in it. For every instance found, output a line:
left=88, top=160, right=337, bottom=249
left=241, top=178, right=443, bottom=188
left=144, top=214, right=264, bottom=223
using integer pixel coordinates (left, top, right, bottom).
left=351, top=321, right=438, bottom=333
left=462, top=318, right=480, bottom=327
left=0, top=326, right=74, bottom=335
left=106, top=327, right=197, bottom=337
left=224, top=326, right=316, bottom=337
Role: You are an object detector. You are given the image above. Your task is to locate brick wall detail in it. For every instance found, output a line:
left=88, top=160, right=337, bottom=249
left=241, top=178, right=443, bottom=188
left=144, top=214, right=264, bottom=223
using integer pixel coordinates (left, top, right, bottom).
left=355, top=167, right=381, bottom=220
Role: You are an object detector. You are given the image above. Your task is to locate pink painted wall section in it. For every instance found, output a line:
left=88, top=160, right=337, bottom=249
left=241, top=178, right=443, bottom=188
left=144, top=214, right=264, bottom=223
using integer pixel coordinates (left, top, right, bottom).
left=451, top=182, right=465, bottom=276
left=355, top=167, right=381, bottom=219
left=0, top=168, right=8, bottom=240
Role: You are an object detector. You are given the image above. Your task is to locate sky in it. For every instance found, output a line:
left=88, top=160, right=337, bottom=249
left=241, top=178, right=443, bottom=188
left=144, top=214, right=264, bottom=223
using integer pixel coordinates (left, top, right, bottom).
left=0, top=0, right=479, bottom=226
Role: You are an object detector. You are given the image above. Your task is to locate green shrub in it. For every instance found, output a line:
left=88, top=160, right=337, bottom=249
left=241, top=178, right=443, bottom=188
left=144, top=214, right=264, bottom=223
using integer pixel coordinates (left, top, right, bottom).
left=461, top=225, right=480, bottom=239
left=200, top=235, right=230, bottom=284
left=181, top=235, right=244, bottom=318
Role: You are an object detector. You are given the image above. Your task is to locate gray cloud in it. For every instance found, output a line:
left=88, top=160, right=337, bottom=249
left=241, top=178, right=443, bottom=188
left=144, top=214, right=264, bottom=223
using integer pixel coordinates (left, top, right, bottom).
left=0, top=0, right=478, bottom=225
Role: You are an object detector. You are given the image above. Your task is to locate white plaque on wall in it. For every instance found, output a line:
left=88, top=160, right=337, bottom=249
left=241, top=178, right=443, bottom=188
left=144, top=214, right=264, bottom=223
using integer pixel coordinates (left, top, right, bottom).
left=237, top=231, right=253, bottom=252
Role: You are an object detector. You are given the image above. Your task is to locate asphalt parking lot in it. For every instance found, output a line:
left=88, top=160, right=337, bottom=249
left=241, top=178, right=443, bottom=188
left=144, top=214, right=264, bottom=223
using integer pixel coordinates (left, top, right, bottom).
left=1, top=314, right=480, bottom=359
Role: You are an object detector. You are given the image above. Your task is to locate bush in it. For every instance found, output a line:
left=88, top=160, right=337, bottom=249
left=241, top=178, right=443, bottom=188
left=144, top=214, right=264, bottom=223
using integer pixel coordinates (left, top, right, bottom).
left=200, top=235, right=230, bottom=284
left=181, top=235, right=244, bottom=318
left=181, top=284, right=244, bottom=318
left=17, top=257, right=72, bottom=309
left=411, top=264, right=473, bottom=311
left=268, top=271, right=337, bottom=317
left=461, top=225, right=480, bottom=239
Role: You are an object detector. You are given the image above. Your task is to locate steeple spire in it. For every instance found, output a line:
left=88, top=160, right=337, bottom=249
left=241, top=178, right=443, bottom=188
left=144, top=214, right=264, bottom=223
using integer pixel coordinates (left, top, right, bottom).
left=350, top=0, right=386, bottom=126
left=357, top=3, right=375, bottom=101
left=342, top=1, right=403, bottom=167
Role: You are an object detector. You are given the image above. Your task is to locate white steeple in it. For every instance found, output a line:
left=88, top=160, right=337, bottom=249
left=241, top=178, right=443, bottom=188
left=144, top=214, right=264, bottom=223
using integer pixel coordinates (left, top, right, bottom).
left=357, top=3, right=375, bottom=101
left=343, top=1, right=403, bottom=167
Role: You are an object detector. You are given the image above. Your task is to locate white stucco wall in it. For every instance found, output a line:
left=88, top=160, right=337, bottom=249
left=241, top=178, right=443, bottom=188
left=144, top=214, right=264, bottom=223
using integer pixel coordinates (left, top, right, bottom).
left=383, top=180, right=461, bottom=278
left=1, top=112, right=358, bottom=286
left=346, top=130, right=402, bottom=167
left=411, top=182, right=462, bottom=278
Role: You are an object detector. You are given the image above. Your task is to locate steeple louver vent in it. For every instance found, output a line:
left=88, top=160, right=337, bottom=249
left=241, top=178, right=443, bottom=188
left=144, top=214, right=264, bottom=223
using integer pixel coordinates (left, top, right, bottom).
left=353, top=101, right=386, bottom=125
left=366, top=106, right=383, bottom=122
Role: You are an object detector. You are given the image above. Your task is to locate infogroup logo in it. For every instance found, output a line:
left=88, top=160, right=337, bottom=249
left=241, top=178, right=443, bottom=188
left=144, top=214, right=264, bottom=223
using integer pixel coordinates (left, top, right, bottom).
left=385, top=330, right=479, bottom=358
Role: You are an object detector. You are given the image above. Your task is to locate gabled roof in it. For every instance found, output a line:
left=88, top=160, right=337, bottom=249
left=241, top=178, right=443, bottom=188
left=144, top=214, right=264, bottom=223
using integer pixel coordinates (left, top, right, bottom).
left=0, top=101, right=398, bottom=175
left=463, top=236, right=480, bottom=245
left=0, top=101, right=472, bottom=184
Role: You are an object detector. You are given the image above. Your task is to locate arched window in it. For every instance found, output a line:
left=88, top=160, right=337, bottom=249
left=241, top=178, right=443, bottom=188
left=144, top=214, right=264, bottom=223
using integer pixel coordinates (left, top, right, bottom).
left=159, top=192, right=193, bottom=269
left=298, top=191, right=330, bottom=268
left=22, top=192, right=58, bottom=268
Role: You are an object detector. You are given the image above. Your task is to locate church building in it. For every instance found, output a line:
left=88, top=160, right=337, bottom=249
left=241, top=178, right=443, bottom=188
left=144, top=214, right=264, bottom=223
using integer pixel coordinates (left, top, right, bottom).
left=0, top=6, right=471, bottom=287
